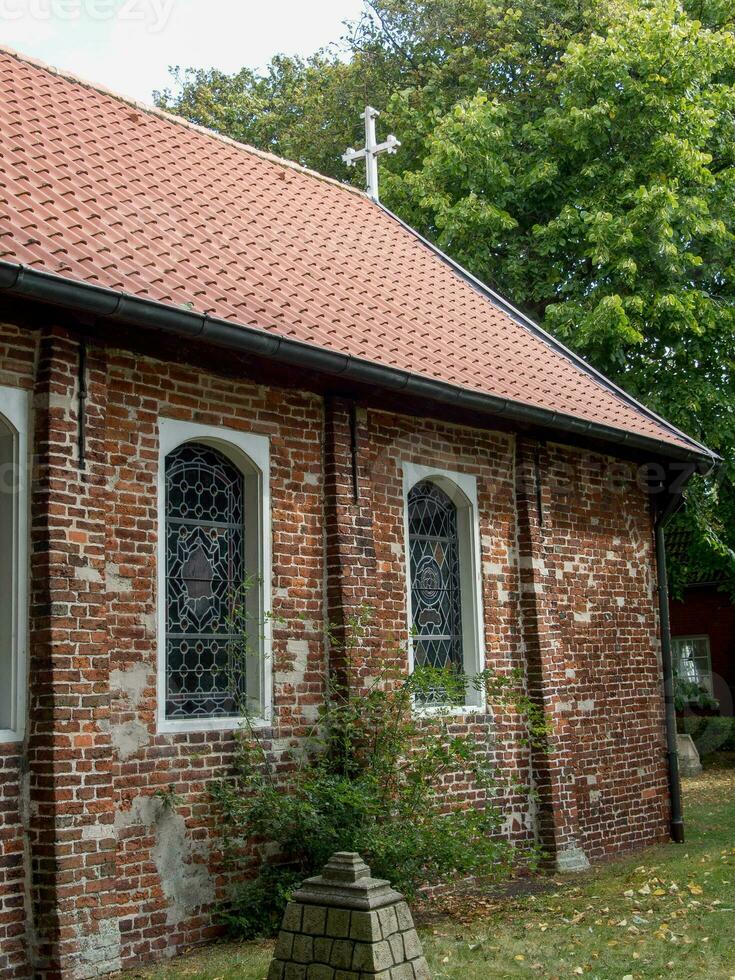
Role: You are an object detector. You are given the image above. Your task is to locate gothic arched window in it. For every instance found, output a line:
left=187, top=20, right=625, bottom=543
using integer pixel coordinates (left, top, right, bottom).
left=407, top=480, right=464, bottom=672
left=404, top=467, right=485, bottom=709
left=165, top=442, right=246, bottom=720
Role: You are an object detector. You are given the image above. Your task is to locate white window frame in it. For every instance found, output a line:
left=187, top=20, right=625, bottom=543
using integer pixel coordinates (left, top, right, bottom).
left=157, top=418, right=272, bottom=734
left=0, top=386, right=29, bottom=743
left=672, top=634, right=713, bottom=695
left=402, top=462, right=486, bottom=713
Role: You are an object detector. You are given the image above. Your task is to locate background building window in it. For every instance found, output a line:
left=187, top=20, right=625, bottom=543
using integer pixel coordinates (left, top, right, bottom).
left=157, top=419, right=271, bottom=733
left=672, top=635, right=713, bottom=694
left=0, top=387, right=28, bottom=742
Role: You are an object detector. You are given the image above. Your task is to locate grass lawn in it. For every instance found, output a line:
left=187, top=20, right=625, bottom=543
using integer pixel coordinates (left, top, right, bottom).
left=126, top=760, right=735, bottom=980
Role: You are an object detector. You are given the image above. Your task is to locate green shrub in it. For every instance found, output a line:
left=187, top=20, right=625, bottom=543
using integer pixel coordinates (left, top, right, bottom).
left=678, top=715, right=735, bottom=756
left=674, top=674, right=719, bottom=714
left=212, top=604, right=546, bottom=938
left=217, top=865, right=303, bottom=940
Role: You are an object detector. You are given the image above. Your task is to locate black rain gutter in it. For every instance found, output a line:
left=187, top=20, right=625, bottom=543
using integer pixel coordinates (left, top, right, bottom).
left=655, top=485, right=689, bottom=844
left=0, top=259, right=718, bottom=472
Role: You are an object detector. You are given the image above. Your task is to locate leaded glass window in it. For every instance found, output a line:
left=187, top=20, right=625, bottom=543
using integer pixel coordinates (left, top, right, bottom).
left=408, top=480, right=463, bottom=674
left=165, top=442, right=245, bottom=719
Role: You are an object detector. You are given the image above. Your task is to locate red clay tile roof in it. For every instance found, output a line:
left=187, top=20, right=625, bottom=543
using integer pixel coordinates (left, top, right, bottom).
left=0, top=47, right=711, bottom=458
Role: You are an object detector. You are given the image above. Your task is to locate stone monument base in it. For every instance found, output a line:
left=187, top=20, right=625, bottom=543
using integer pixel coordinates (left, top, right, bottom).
left=267, top=852, right=431, bottom=979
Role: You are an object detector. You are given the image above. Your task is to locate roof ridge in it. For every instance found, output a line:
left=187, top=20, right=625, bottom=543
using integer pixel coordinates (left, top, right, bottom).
left=0, top=42, right=367, bottom=199
left=377, top=204, right=715, bottom=460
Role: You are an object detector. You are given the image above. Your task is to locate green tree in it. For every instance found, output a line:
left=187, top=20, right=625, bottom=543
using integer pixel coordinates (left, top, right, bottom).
left=156, top=0, right=735, bottom=593
left=154, top=45, right=403, bottom=182
left=386, top=0, right=735, bottom=591
left=154, top=1, right=610, bottom=178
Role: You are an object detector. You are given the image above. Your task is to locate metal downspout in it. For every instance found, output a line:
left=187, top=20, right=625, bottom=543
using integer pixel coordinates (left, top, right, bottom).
left=655, top=495, right=687, bottom=844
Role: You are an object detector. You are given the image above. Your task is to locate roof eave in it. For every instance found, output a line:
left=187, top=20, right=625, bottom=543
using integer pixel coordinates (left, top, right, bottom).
left=0, top=260, right=719, bottom=474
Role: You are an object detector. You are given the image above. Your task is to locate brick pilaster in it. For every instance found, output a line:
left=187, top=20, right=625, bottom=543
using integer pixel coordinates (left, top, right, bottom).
left=27, top=327, right=119, bottom=977
left=323, top=397, right=378, bottom=685
left=514, top=437, right=589, bottom=870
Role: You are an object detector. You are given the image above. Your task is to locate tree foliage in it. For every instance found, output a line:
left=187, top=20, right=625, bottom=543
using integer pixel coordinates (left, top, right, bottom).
left=156, top=0, right=735, bottom=594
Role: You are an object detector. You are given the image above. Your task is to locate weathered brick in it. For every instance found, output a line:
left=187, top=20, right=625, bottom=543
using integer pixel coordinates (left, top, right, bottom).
left=0, top=321, right=672, bottom=980
left=313, top=937, right=333, bottom=962
left=377, top=905, right=398, bottom=938
left=292, top=935, right=314, bottom=964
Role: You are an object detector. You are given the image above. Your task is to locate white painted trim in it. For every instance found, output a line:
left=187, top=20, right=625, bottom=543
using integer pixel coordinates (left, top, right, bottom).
left=156, top=418, right=272, bottom=734
left=0, top=386, right=29, bottom=742
left=401, top=461, right=486, bottom=712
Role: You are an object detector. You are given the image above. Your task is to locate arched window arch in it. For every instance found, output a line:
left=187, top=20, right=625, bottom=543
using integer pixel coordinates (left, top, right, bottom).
left=158, top=419, right=271, bottom=731
left=0, top=387, right=29, bottom=742
left=403, top=464, right=484, bottom=708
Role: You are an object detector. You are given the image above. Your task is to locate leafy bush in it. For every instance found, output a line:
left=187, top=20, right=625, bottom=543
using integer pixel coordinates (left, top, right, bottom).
left=678, top=715, right=735, bottom=757
left=212, top=605, right=545, bottom=938
left=674, top=674, right=719, bottom=714
left=217, top=865, right=303, bottom=939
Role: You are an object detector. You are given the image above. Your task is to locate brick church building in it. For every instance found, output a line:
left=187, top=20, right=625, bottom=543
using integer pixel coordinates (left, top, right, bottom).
left=0, top=47, right=718, bottom=978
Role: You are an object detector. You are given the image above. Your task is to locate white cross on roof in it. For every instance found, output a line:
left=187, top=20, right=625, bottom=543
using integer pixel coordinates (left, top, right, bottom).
left=342, top=106, right=400, bottom=202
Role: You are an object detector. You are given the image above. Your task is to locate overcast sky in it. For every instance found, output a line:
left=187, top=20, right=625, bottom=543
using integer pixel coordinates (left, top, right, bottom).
left=0, top=0, right=365, bottom=102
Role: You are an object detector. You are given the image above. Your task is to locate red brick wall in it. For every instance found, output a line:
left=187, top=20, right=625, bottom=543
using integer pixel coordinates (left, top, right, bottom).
left=104, top=343, right=326, bottom=969
left=0, top=742, right=27, bottom=979
left=518, top=442, right=670, bottom=864
left=27, top=330, right=117, bottom=977
left=670, top=588, right=735, bottom=716
left=0, top=319, right=672, bottom=976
